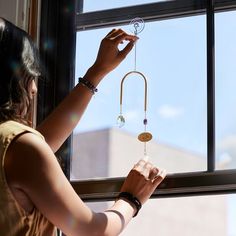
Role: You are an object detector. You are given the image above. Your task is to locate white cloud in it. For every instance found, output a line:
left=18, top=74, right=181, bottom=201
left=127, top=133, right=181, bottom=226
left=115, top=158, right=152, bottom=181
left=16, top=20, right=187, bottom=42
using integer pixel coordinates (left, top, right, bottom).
left=158, top=104, right=184, bottom=119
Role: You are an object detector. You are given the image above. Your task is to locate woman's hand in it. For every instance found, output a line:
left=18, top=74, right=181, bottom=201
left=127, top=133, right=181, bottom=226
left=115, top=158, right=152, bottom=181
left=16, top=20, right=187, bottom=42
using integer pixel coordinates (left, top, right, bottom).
left=87, top=29, right=138, bottom=82
left=121, top=159, right=166, bottom=205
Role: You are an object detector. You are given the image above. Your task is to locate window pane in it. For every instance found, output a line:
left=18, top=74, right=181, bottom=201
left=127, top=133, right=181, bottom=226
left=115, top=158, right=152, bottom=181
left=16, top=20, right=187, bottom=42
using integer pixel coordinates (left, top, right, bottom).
left=82, top=0, right=166, bottom=13
left=216, top=11, right=236, bottom=170
left=72, top=16, right=206, bottom=179
left=86, top=194, right=235, bottom=236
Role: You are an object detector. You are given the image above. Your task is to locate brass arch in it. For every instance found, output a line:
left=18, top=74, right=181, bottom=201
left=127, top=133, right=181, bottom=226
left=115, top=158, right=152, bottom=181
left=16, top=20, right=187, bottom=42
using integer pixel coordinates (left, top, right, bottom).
left=120, top=70, right=148, bottom=113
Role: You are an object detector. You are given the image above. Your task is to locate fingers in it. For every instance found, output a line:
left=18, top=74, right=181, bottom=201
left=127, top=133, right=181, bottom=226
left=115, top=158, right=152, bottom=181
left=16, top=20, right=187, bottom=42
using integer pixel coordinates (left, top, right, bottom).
left=105, top=28, right=137, bottom=40
left=105, top=29, right=123, bottom=39
left=113, top=31, right=138, bottom=59
left=121, top=161, right=166, bottom=205
left=133, top=159, right=146, bottom=172
left=133, top=160, right=166, bottom=183
left=114, top=32, right=138, bottom=44
left=104, top=28, right=138, bottom=44
left=148, top=167, right=159, bottom=180
left=104, top=29, right=117, bottom=38
left=153, top=169, right=166, bottom=186
left=142, top=162, right=153, bottom=178
left=93, top=28, right=138, bottom=78
left=119, top=41, right=134, bottom=59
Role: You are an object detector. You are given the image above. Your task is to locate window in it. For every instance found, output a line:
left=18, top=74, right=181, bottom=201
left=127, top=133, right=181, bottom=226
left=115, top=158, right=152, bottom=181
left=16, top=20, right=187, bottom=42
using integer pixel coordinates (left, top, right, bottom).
left=70, top=4, right=236, bottom=233
left=38, top=0, right=236, bottom=235
left=72, top=15, right=207, bottom=179
left=72, top=0, right=236, bottom=197
left=215, top=11, right=236, bottom=170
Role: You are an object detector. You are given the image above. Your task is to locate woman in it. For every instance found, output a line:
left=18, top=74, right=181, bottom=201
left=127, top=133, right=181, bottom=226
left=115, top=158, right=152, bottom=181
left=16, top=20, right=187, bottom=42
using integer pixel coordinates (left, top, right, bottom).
left=0, top=17, right=166, bottom=236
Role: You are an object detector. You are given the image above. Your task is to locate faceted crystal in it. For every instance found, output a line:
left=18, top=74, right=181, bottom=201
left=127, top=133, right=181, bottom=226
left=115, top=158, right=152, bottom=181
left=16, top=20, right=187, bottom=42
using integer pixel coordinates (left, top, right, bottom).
left=117, top=115, right=125, bottom=128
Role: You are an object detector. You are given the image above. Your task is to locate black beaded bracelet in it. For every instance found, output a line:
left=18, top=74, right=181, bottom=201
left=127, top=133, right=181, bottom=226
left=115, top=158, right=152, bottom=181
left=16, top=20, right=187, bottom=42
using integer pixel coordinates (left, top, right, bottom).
left=117, top=192, right=142, bottom=217
left=78, top=77, right=98, bottom=94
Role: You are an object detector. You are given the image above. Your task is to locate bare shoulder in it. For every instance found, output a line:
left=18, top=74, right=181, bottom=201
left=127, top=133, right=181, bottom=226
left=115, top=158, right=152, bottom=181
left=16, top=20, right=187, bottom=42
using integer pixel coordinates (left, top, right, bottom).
left=11, top=131, right=50, bottom=149
left=5, top=132, right=58, bottom=188
left=8, top=132, right=53, bottom=162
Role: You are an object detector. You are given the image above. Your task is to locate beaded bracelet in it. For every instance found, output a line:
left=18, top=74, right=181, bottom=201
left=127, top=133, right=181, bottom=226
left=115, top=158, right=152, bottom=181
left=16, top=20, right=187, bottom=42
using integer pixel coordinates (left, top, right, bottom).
left=117, top=192, right=142, bottom=217
left=78, top=77, right=98, bottom=94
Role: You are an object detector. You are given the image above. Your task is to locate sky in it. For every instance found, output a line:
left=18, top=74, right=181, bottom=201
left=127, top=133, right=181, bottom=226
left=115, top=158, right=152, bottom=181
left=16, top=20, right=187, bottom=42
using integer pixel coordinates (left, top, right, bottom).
left=74, top=2, right=236, bottom=235
left=75, top=6, right=236, bottom=165
left=75, top=11, right=207, bottom=156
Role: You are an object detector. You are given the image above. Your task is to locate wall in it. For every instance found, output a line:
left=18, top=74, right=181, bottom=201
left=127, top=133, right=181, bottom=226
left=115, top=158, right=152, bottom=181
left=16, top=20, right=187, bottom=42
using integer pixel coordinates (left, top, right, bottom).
left=0, top=0, right=29, bottom=30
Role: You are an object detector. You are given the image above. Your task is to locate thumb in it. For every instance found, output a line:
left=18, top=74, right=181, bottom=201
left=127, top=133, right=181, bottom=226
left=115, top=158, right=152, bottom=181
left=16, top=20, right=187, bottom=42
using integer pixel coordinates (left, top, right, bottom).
left=119, top=41, right=135, bottom=59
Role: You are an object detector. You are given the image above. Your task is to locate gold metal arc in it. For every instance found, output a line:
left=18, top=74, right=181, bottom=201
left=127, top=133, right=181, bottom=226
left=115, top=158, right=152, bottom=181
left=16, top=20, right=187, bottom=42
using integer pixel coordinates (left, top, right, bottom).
left=120, top=70, right=148, bottom=112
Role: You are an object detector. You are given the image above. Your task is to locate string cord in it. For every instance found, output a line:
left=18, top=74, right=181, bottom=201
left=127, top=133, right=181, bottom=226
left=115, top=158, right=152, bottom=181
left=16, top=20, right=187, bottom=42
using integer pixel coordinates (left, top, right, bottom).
left=134, top=24, right=148, bottom=158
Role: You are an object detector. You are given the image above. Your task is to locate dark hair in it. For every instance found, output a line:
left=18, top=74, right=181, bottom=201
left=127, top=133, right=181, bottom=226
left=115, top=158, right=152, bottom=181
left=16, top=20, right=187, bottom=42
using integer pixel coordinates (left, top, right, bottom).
left=0, top=17, right=41, bottom=124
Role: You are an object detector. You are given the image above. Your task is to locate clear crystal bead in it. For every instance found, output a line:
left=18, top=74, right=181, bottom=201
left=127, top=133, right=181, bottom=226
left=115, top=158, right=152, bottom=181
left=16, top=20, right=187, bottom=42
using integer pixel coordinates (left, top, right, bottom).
left=117, top=115, right=125, bottom=128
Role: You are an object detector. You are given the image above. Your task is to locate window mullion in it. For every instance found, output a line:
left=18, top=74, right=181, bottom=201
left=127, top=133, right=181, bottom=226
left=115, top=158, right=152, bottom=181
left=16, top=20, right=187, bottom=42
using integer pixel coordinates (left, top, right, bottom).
left=207, top=0, right=216, bottom=172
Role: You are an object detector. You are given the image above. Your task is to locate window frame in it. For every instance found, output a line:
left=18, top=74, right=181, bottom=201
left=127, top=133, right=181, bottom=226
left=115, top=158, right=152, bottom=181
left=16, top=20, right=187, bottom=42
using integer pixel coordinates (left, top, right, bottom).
left=38, top=0, right=76, bottom=178
left=39, top=0, right=236, bottom=202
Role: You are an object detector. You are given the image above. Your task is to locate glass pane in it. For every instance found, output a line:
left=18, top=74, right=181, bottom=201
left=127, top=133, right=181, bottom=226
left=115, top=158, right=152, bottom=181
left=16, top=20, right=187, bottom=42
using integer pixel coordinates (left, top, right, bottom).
left=72, top=16, right=206, bottom=180
left=216, top=11, right=236, bottom=170
left=86, top=194, right=235, bottom=236
left=82, top=0, right=167, bottom=13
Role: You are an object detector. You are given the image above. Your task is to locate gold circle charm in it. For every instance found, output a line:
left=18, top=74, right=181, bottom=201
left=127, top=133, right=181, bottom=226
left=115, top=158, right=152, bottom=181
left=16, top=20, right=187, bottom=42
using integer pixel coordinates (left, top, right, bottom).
left=138, top=132, right=152, bottom=142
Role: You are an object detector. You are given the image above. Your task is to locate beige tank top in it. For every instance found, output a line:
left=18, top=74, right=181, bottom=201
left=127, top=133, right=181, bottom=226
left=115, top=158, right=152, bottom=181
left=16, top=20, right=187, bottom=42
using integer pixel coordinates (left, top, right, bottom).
left=0, top=120, right=57, bottom=236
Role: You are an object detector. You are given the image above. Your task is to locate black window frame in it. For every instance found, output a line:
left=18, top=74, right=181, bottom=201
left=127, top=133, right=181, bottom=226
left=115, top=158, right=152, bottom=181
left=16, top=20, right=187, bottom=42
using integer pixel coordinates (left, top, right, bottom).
left=39, top=0, right=236, bottom=202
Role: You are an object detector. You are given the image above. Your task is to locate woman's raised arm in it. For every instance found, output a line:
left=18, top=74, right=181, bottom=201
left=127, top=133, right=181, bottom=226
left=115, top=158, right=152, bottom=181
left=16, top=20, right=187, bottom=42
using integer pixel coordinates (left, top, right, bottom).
left=37, top=29, right=138, bottom=153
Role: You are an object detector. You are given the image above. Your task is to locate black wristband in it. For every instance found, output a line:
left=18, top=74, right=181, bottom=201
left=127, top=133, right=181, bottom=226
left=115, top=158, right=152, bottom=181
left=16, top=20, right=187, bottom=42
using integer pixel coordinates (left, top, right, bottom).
left=78, top=77, right=98, bottom=94
left=117, top=192, right=142, bottom=217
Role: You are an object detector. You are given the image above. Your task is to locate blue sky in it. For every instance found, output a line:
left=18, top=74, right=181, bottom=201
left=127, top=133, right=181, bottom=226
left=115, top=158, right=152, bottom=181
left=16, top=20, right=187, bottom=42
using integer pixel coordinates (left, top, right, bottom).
left=75, top=2, right=236, bottom=235
left=75, top=6, right=236, bottom=169
left=75, top=13, right=207, bottom=156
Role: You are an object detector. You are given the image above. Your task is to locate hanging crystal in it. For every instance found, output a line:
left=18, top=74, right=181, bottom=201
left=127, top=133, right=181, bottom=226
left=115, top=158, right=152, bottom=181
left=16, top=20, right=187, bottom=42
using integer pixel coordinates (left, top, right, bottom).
left=117, top=114, right=125, bottom=128
left=117, top=17, right=154, bottom=160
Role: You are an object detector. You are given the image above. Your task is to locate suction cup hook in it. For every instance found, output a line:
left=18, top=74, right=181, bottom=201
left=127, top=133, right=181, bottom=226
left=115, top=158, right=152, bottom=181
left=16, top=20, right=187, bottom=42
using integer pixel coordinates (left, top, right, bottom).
left=129, top=17, right=145, bottom=35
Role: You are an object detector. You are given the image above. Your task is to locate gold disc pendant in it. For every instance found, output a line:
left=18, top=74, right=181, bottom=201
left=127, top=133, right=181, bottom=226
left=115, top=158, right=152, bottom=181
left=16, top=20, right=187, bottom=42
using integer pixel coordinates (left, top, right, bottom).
left=138, top=132, right=153, bottom=142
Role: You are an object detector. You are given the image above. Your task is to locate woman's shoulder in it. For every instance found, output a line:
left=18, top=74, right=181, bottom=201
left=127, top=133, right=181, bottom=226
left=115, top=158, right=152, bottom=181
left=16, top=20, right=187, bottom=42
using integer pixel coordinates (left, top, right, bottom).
left=5, top=129, right=55, bottom=180
left=4, top=127, right=58, bottom=198
left=0, top=120, right=44, bottom=140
